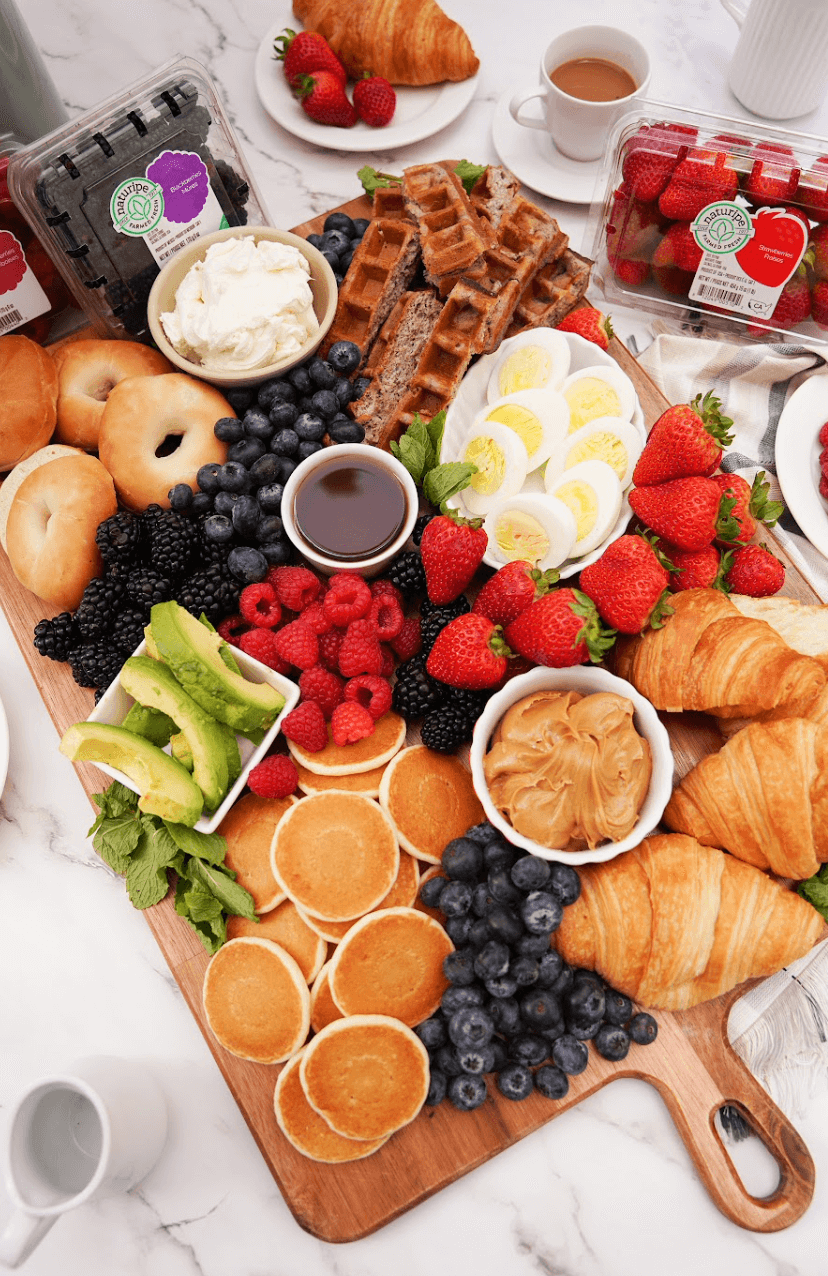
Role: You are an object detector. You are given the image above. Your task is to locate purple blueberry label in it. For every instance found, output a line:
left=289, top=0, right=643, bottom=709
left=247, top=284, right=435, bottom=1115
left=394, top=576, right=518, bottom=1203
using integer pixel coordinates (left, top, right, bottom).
left=146, top=150, right=209, bottom=224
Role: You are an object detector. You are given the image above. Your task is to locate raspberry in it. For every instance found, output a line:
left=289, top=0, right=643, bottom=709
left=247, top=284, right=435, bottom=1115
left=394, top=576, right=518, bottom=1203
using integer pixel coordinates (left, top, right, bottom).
left=379, top=643, right=395, bottom=677
left=217, top=614, right=249, bottom=647
left=370, top=578, right=404, bottom=610
left=318, top=627, right=344, bottom=671
left=368, top=594, right=404, bottom=640
left=820, top=473, right=828, bottom=500
left=344, top=674, right=393, bottom=719
left=280, top=700, right=328, bottom=752
left=821, top=446, right=828, bottom=479
left=247, top=753, right=298, bottom=799
left=390, top=615, right=421, bottom=661
left=273, top=619, right=319, bottom=670
left=820, top=420, right=828, bottom=448
left=339, top=617, right=383, bottom=677
left=239, top=582, right=282, bottom=627
left=299, top=664, right=345, bottom=719
left=238, top=628, right=290, bottom=673
left=269, top=565, right=321, bottom=611
left=299, top=600, right=332, bottom=635
left=331, top=700, right=375, bottom=746
left=323, top=572, right=372, bottom=626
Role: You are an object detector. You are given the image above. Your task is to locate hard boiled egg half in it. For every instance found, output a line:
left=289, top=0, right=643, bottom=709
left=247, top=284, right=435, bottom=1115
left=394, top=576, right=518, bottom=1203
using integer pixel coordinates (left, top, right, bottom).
left=486, top=328, right=571, bottom=403
left=544, top=460, right=623, bottom=558
left=562, top=365, right=637, bottom=432
left=474, top=389, right=570, bottom=472
left=483, top=493, right=577, bottom=572
left=457, top=420, right=528, bottom=517
left=543, top=417, right=644, bottom=490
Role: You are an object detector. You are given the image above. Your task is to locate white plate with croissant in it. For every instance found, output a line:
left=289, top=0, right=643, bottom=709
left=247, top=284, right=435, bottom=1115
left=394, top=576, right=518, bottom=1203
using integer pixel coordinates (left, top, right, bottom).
left=775, top=372, right=828, bottom=563
left=255, top=12, right=479, bottom=152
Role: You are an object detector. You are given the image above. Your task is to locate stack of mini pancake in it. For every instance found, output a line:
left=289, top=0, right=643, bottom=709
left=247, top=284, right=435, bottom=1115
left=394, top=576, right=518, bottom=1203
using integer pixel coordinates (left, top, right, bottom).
left=201, top=715, right=486, bottom=1162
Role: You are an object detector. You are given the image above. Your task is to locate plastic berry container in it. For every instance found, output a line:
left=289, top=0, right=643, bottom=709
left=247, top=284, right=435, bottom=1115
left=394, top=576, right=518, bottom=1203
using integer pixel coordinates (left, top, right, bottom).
left=6, top=56, right=269, bottom=344
left=587, top=100, right=828, bottom=345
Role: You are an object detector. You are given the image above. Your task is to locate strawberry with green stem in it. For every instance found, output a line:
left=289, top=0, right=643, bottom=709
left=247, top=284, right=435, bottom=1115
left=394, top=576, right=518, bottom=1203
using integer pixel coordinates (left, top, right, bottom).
left=420, top=510, right=488, bottom=605
left=472, top=560, right=559, bottom=628
left=724, top=543, right=785, bottom=596
left=658, top=147, right=739, bottom=221
left=633, top=391, right=734, bottom=486
left=504, top=589, right=616, bottom=668
left=353, top=74, right=396, bottom=127
left=557, top=308, right=614, bottom=351
left=274, top=27, right=346, bottom=87
left=578, top=535, right=673, bottom=635
left=709, top=470, right=784, bottom=545
left=628, top=476, right=741, bottom=551
left=425, top=613, right=512, bottom=690
left=294, top=70, right=357, bottom=128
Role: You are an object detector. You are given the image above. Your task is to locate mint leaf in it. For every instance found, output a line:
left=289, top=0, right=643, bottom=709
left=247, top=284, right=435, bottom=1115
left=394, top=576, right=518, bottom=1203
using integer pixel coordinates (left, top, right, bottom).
left=424, top=409, right=447, bottom=461
left=174, top=872, right=224, bottom=923
left=423, top=461, right=477, bottom=509
left=186, top=857, right=257, bottom=920
left=390, top=421, right=429, bottom=484
left=90, top=781, right=138, bottom=823
left=454, top=160, right=487, bottom=195
left=92, top=812, right=143, bottom=874
left=162, top=821, right=227, bottom=867
left=357, top=165, right=401, bottom=196
left=125, top=826, right=172, bottom=909
left=798, top=868, right=828, bottom=921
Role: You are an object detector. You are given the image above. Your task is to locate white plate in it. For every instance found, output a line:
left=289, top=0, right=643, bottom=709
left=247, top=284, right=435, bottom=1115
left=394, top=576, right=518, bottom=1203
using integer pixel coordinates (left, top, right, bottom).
left=254, top=15, right=478, bottom=152
left=775, top=374, right=828, bottom=561
left=441, top=331, right=645, bottom=578
left=0, top=690, right=8, bottom=799
left=491, top=88, right=603, bottom=205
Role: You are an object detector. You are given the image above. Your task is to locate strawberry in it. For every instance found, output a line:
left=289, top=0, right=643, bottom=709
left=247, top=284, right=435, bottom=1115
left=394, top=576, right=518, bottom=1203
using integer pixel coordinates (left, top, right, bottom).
left=811, top=223, right=828, bottom=280
left=745, top=144, right=800, bottom=206
left=503, top=589, right=615, bottom=667
left=811, top=278, right=828, bottom=328
left=620, top=123, right=697, bottom=202
left=274, top=27, right=347, bottom=87
left=294, top=71, right=357, bottom=128
left=420, top=511, right=488, bottom=605
left=709, top=470, right=784, bottom=545
left=472, top=560, right=558, bottom=627
left=658, top=148, right=739, bottom=221
left=425, top=613, right=511, bottom=690
left=353, top=74, right=396, bottom=127
left=557, top=308, right=614, bottom=351
left=633, top=391, right=734, bottom=486
left=605, top=185, right=665, bottom=261
left=708, top=133, right=752, bottom=154
left=628, top=476, right=741, bottom=551
left=652, top=221, right=703, bottom=274
left=747, top=270, right=812, bottom=335
left=819, top=421, right=828, bottom=447
left=578, top=535, right=672, bottom=634
left=795, top=155, right=828, bottom=223
left=659, top=541, right=732, bottom=593
left=724, top=542, right=785, bottom=596
left=609, top=254, right=651, bottom=285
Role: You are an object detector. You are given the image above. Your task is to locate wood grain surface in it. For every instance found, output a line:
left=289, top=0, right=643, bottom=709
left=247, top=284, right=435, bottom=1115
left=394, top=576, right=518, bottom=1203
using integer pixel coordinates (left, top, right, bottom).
left=1, top=192, right=820, bottom=1240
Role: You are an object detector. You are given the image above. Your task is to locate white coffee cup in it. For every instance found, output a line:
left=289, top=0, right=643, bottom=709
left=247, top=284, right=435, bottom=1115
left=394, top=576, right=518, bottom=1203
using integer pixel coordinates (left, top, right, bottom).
left=509, top=26, right=651, bottom=162
left=722, top=0, right=828, bottom=119
left=0, top=1057, right=168, bottom=1268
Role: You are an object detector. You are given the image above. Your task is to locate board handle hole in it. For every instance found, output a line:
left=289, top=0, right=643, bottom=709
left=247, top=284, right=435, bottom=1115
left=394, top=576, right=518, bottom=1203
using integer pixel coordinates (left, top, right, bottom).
left=715, top=1105, right=781, bottom=1199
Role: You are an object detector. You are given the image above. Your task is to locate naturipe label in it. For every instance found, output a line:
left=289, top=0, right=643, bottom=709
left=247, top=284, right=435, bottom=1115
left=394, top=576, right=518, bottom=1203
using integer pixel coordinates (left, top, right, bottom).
left=110, top=150, right=229, bottom=266
left=688, top=203, right=808, bottom=319
left=0, top=230, right=50, bottom=331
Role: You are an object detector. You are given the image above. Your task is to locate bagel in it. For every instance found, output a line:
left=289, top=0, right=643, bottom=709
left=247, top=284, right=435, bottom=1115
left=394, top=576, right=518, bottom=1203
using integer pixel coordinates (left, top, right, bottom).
left=6, top=452, right=117, bottom=610
left=0, top=334, right=58, bottom=471
left=52, top=339, right=174, bottom=450
left=97, top=372, right=230, bottom=510
left=0, top=444, right=81, bottom=553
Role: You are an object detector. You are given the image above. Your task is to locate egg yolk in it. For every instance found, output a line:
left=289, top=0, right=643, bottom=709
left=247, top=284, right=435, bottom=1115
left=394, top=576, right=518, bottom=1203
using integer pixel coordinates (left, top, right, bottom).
left=498, top=347, right=553, bottom=395
left=492, top=511, right=550, bottom=563
left=566, top=433, right=629, bottom=480
left=465, top=436, right=506, bottom=495
left=554, top=480, right=598, bottom=541
left=486, top=404, right=544, bottom=458
left=564, top=379, right=622, bottom=431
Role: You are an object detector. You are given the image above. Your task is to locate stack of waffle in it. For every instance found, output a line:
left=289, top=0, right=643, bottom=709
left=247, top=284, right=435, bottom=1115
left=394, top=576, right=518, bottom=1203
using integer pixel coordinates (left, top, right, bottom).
left=323, top=161, right=591, bottom=449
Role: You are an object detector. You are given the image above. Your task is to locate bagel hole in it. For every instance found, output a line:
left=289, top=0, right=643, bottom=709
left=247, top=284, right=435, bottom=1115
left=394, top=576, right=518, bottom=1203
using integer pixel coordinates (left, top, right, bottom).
left=90, top=378, right=117, bottom=402
left=155, top=433, right=184, bottom=458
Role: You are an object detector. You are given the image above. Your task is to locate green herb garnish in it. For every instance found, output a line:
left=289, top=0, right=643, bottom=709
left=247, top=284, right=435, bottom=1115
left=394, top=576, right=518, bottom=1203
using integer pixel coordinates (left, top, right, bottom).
left=454, top=160, right=487, bottom=195
left=357, top=166, right=402, bottom=196
left=390, top=410, right=476, bottom=511
left=798, top=866, right=828, bottom=922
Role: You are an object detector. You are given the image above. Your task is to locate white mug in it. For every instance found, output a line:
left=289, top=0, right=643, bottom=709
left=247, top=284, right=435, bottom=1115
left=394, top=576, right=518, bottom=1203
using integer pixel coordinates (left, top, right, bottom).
left=722, top=0, right=828, bottom=119
left=0, top=1057, right=167, bottom=1268
left=509, top=26, right=651, bottom=163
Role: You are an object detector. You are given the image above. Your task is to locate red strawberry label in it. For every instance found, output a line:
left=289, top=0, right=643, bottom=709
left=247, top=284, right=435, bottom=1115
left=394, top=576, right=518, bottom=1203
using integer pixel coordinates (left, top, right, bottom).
left=0, top=230, right=27, bottom=295
left=735, top=209, right=808, bottom=288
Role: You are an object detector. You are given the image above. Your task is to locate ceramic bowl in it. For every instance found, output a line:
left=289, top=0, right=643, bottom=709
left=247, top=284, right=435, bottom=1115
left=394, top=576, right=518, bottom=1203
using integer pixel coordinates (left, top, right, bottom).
left=469, top=664, right=674, bottom=865
left=146, top=225, right=338, bottom=389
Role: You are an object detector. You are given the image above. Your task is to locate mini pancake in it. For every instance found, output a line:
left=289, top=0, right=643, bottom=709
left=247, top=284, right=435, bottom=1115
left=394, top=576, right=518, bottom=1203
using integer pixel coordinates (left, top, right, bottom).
left=299, top=1014, right=430, bottom=1141
left=415, top=865, right=448, bottom=922
left=288, top=711, right=406, bottom=775
left=203, top=938, right=310, bottom=1064
left=329, top=907, right=452, bottom=1026
left=218, top=793, right=296, bottom=912
left=298, top=850, right=421, bottom=943
left=309, top=961, right=345, bottom=1033
left=271, top=791, right=399, bottom=922
left=379, top=746, right=485, bottom=864
left=226, top=898, right=326, bottom=983
left=274, top=1050, right=388, bottom=1163
left=294, top=758, right=388, bottom=797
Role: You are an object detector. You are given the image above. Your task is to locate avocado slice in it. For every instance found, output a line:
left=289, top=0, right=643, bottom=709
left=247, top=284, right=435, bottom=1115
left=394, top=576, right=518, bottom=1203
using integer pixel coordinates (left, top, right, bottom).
left=120, top=655, right=230, bottom=811
left=60, top=722, right=203, bottom=827
left=170, top=731, right=194, bottom=771
left=122, top=703, right=176, bottom=748
left=149, top=601, right=285, bottom=734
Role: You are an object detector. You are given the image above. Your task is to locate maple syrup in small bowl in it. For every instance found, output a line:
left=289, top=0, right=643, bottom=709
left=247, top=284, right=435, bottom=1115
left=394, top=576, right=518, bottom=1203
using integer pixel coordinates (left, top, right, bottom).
left=282, top=444, right=418, bottom=576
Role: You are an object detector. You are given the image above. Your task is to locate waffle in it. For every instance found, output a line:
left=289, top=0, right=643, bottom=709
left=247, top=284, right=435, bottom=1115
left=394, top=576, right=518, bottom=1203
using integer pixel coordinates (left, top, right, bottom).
left=353, top=290, right=444, bottom=445
left=402, top=162, right=493, bottom=287
left=469, top=163, right=522, bottom=232
left=506, top=248, right=592, bottom=337
left=372, top=185, right=413, bottom=222
left=320, top=218, right=421, bottom=365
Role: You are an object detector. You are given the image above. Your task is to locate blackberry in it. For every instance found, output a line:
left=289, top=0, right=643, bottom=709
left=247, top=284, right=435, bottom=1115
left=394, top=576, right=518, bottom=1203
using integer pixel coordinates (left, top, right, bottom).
left=413, top=513, right=437, bottom=546
left=391, top=661, right=446, bottom=719
left=385, top=550, right=426, bottom=597
left=125, top=567, right=174, bottom=610
left=33, top=612, right=78, bottom=662
left=144, top=508, right=198, bottom=581
left=420, top=596, right=471, bottom=653
left=110, top=606, right=149, bottom=654
left=95, top=511, right=144, bottom=568
left=68, top=641, right=123, bottom=690
left=421, top=704, right=474, bottom=753
left=439, top=683, right=490, bottom=722
left=176, top=562, right=240, bottom=624
left=75, top=576, right=126, bottom=640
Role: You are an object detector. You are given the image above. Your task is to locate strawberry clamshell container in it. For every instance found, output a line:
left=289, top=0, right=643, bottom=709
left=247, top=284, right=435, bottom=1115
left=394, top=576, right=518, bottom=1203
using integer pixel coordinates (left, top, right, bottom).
left=587, top=100, right=828, bottom=345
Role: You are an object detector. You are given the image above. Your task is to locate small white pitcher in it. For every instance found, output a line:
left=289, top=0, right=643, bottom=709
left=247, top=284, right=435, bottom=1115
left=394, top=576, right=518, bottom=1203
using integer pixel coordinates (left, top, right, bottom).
left=721, top=0, right=828, bottom=118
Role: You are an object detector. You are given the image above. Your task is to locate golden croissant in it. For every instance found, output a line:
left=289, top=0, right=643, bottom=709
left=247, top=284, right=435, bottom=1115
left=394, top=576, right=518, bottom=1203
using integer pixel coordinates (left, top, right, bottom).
left=663, top=718, right=828, bottom=880
left=292, top=0, right=479, bottom=85
left=554, top=834, right=825, bottom=1010
left=614, top=588, right=825, bottom=719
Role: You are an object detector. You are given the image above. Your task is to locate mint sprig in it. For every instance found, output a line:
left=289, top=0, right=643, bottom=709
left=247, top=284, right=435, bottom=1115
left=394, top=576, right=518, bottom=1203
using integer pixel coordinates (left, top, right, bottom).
left=799, top=865, right=828, bottom=921
left=390, top=409, right=476, bottom=511
left=454, top=160, right=487, bottom=195
left=357, top=165, right=402, bottom=196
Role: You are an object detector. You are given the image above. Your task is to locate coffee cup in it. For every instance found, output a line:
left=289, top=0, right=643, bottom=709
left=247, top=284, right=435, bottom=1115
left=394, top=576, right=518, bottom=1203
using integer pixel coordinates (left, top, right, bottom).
left=509, top=26, right=651, bottom=162
left=0, top=1057, right=167, bottom=1268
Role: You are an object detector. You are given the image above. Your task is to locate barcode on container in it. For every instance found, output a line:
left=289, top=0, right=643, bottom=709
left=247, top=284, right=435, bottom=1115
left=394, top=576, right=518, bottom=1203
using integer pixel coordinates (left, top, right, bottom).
left=0, top=308, right=23, bottom=330
left=694, top=284, right=745, bottom=306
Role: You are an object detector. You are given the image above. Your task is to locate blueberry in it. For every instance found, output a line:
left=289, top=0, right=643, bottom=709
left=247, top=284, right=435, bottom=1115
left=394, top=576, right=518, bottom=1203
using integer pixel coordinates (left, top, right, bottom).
left=448, top=1073, right=488, bottom=1111
left=445, top=915, right=472, bottom=947
left=197, top=462, right=223, bottom=495
left=519, top=990, right=563, bottom=1032
left=306, top=231, right=326, bottom=249
left=510, top=855, right=551, bottom=892
left=485, top=904, right=524, bottom=946
left=339, top=247, right=356, bottom=272
left=489, top=1038, right=508, bottom=1072
left=212, top=490, right=243, bottom=517
left=434, top=1044, right=464, bottom=1077
left=333, top=376, right=354, bottom=406
left=275, top=457, right=297, bottom=482
left=227, top=546, right=268, bottom=584
left=549, top=963, right=574, bottom=998
left=325, top=339, right=361, bottom=378
left=268, top=400, right=299, bottom=430
left=262, top=379, right=297, bottom=406
left=232, top=497, right=261, bottom=538
left=439, top=880, right=473, bottom=917
left=628, top=1013, right=658, bottom=1045
left=517, top=933, right=551, bottom=960
left=310, top=388, right=339, bottom=420
left=441, top=984, right=484, bottom=1015
left=260, top=540, right=291, bottom=566
left=202, top=514, right=234, bottom=544
left=255, top=515, right=284, bottom=544
left=419, top=875, right=447, bottom=909
left=214, top=416, right=244, bottom=443
left=551, top=1034, right=589, bottom=1076
left=594, top=1024, right=631, bottom=1061
left=351, top=217, right=370, bottom=238
left=305, top=356, right=335, bottom=389
left=217, top=461, right=251, bottom=493
left=323, top=212, right=357, bottom=237
left=249, top=453, right=280, bottom=489
left=228, top=438, right=266, bottom=468
left=414, top=1015, right=446, bottom=1050
left=565, top=978, right=606, bottom=1028
left=603, top=988, right=634, bottom=1027
left=443, top=947, right=477, bottom=986
left=496, top=1063, right=533, bottom=1102
left=288, top=365, right=313, bottom=394
left=190, top=491, right=213, bottom=517
left=487, top=996, right=521, bottom=1037
left=168, top=482, right=193, bottom=511
left=509, top=1033, right=549, bottom=1067
left=243, top=407, right=273, bottom=440
left=425, top=1068, right=447, bottom=1106
left=464, top=821, right=499, bottom=847
left=485, top=974, right=518, bottom=999
left=271, top=427, right=300, bottom=457
left=320, top=248, right=340, bottom=271
left=297, top=440, right=323, bottom=461
left=257, top=482, right=284, bottom=514
left=442, top=837, right=484, bottom=881
left=482, top=839, right=516, bottom=871
left=293, top=411, right=326, bottom=442
left=536, top=950, right=565, bottom=988
left=534, top=1065, right=569, bottom=1101
left=467, top=917, right=493, bottom=948
left=448, top=1006, right=495, bottom=1050
left=548, top=863, right=581, bottom=906
left=566, top=1019, right=602, bottom=1042
left=457, top=1043, right=496, bottom=1076
left=474, top=939, right=510, bottom=981
left=488, top=866, right=522, bottom=906
left=471, top=883, right=496, bottom=917
left=520, top=890, right=564, bottom=935
left=541, top=1021, right=565, bottom=1044
left=225, top=386, right=254, bottom=414
left=328, top=420, right=365, bottom=444
left=350, top=375, right=371, bottom=400
left=320, top=229, right=351, bottom=258
left=511, top=956, right=540, bottom=987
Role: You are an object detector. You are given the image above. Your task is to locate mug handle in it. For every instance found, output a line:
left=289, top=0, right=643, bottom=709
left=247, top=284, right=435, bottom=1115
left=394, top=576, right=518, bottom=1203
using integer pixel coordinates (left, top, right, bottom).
left=720, top=0, right=750, bottom=25
left=509, top=86, right=549, bottom=131
left=0, top=1210, right=57, bottom=1268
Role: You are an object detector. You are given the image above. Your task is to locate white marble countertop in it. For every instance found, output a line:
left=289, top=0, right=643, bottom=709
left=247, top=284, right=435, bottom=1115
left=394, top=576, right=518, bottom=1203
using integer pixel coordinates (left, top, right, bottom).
left=3, top=1, right=828, bottom=1273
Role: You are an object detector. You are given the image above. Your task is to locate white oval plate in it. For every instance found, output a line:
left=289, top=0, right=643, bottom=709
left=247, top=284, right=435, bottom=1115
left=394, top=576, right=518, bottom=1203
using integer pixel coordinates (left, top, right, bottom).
left=255, top=14, right=478, bottom=153
left=441, top=331, right=645, bottom=577
left=775, top=373, right=828, bottom=562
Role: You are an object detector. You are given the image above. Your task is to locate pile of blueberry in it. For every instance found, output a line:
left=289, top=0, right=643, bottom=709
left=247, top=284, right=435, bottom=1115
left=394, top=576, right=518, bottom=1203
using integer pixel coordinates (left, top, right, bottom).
left=417, top=821, right=658, bottom=1111
left=306, top=212, right=370, bottom=286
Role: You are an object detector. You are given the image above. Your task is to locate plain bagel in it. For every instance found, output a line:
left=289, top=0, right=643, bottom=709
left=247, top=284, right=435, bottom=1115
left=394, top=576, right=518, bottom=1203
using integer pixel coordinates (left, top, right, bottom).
left=6, top=452, right=117, bottom=610
left=52, top=339, right=174, bottom=450
left=97, top=372, right=230, bottom=510
left=0, top=334, right=58, bottom=471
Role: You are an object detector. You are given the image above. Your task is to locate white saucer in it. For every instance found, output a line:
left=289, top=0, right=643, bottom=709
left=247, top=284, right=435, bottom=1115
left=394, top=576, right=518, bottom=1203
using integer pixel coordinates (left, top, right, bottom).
left=775, top=374, right=828, bottom=562
left=491, top=88, right=603, bottom=205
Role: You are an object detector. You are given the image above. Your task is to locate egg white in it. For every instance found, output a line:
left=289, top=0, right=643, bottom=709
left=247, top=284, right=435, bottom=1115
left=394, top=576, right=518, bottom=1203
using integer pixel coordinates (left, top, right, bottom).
left=476, top=389, right=570, bottom=472
left=458, top=420, right=529, bottom=516
left=543, top=416, right=644, bottom=490
left=483, top=492, right=577, bottom=572
left=545, top=459, right=623, bottom=557
left=486, top=328, right=572, bottom=404
left=561, top=364, right=637, bottom=431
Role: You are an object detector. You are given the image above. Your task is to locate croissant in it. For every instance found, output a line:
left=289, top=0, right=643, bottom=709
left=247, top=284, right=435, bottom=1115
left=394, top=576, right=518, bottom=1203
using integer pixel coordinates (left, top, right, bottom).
left=292, top=0, right=479, bottom=85
left=663, top=718, right=828, bottom=880
left=614, top=588, right=826, bottom=719
left=554, top=834, right=825, bottom=1010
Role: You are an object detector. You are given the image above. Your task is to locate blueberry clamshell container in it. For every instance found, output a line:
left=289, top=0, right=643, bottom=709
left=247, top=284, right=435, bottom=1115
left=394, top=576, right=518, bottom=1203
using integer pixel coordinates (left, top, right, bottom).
left=586, top=98, right=828, bottom=345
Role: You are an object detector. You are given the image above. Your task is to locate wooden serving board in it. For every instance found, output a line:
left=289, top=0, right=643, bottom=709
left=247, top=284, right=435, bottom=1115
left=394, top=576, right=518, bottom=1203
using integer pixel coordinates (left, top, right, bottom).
left=2, top=194, right=821, bottom=1241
